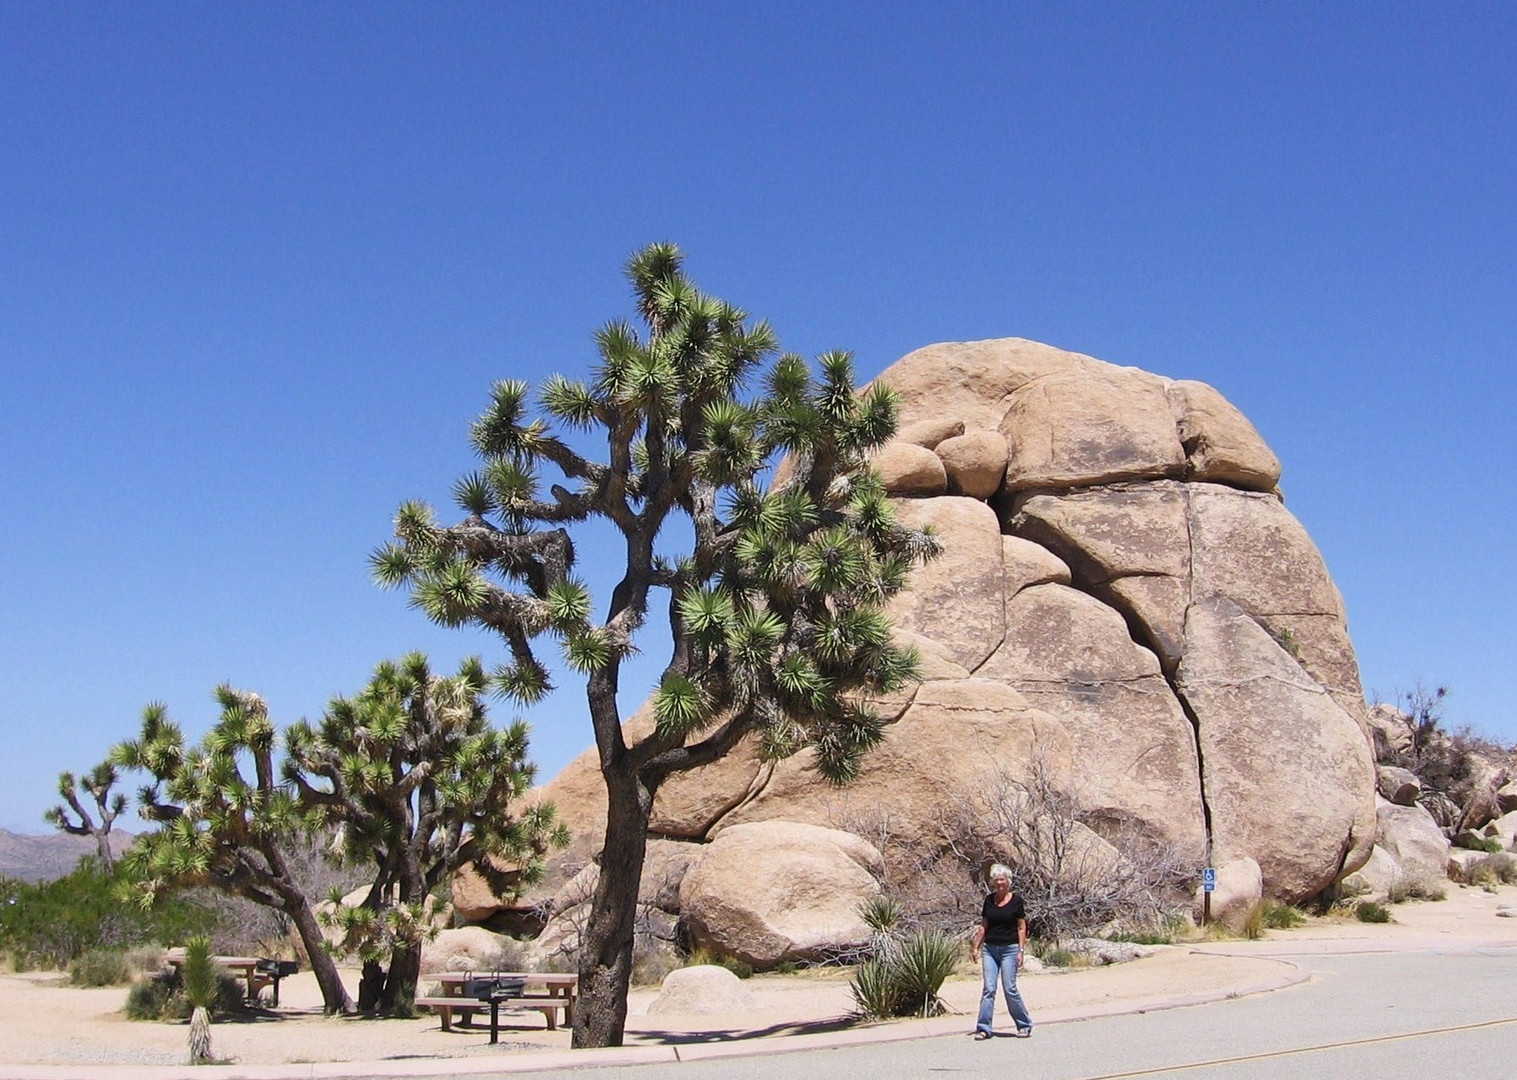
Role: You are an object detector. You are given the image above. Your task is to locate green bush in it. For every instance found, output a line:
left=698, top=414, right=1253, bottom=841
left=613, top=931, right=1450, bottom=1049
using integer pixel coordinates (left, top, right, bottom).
left=1356, top=901, right=1391, bottom=924
left=1260, top=901, right=1307, bottom=929
left=124, top=966, right=251, bottom=1022
left=126, top=972, right=179, bottom=1020
left=0, top=861, right=213, bottom=970
left=1454, top=833, right=1504, bottom=853
left=1039, top=947, right=1078, bottom=967
left=70, top=948, right=135, bottom=987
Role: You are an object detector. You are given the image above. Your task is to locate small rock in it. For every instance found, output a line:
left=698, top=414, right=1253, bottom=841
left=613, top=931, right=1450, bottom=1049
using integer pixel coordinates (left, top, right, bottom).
left=646, top=965, right=758, bottom=1015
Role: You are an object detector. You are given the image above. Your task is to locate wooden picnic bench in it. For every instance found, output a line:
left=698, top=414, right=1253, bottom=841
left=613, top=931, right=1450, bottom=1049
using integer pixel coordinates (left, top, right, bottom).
left=418, top=972, right=578, bottom=1032
left=162, top=952, right=298, bottom=1006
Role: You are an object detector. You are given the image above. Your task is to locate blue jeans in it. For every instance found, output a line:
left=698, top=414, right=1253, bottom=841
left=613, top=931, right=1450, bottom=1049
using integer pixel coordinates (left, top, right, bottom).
left=976, top=943, right=1032, bottom=1034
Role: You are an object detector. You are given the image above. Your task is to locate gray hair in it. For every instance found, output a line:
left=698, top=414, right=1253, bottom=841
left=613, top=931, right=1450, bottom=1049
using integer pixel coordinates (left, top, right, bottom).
left=988, top=863, right=1014, bottom=883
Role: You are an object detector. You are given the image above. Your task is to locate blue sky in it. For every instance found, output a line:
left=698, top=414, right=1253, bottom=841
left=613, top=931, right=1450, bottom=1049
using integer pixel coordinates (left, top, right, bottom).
left=2, top=3, right=1514, bottom=832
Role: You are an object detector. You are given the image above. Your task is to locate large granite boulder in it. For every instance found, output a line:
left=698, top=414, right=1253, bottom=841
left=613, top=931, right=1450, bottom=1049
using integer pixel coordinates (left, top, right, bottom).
left=472, top=338, right=1379, bottom=949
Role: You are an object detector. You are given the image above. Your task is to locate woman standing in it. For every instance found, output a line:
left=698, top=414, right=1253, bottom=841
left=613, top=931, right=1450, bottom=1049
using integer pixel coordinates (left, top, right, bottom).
left=970, top=863, right=1033, bottom=1040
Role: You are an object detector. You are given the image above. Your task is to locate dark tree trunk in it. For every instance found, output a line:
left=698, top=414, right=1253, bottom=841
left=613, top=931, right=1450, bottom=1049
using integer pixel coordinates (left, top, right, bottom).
left=285, top=893, right=354, bottom=1014
left=358, top=960, right=386, bottom=1013
left=381, top=943, right=423, bottom=1015
left=572, top=764, right=653, bottom=1048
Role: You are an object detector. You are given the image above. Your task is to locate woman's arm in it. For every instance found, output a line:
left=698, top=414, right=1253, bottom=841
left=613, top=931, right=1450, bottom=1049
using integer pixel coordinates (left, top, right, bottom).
left=971, top=920, right=987, bottom=958
left=1016, top=917, right=1028, bottom=966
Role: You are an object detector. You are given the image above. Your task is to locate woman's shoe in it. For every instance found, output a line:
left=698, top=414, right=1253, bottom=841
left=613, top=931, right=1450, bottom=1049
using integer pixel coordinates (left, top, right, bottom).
left=973, top=1030, right=992, bottom=1040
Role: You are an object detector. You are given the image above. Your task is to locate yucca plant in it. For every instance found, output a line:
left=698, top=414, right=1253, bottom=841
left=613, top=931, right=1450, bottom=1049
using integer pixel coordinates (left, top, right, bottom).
left=181, top=936, right=217, bottom=1065
left=891, top=930, right=959, bottom=1017
left=849, top=956, right=903, bottom=1019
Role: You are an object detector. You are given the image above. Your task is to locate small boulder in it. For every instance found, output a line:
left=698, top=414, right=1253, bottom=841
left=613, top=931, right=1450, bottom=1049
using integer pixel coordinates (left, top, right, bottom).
left=934, top=430, right=1009, bottom=499
left=646, top=965, right=758, bottom=1015
left=1165, top=379, right=1281, bottom=491
left=1377, top=800, right=1450, bottom=888
left=1340, top=845, right=1402, bottom=902
left=897, top=417, right=965, bottom=449
left=422, top=926, right=509, bottom=974
left=1484, top=811, right=1517, bottom=847
left=1376, top=766, right=1422, bottom=807
left=1196, top=856, right=1262, bottom=932
left=871, top=442, right=947, bottom=496
left=679, top=821, right=881, bottom=967
left=1496, top=782, right=1517, bottom=815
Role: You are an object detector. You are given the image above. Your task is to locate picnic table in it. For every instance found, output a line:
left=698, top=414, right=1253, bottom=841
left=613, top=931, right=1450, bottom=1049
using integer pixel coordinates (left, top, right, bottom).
left=163, top=951, right=299, bottom=1006
left=415, top=971, right=578, bottom=1034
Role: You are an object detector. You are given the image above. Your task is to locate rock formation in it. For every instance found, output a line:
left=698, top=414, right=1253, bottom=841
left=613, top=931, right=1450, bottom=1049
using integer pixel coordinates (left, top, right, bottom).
left=458, top=338, right=1387, bottom=946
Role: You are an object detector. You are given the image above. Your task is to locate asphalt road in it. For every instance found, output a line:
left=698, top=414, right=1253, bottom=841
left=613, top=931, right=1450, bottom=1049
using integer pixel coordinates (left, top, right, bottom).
left=485, top=947, right=1517, bottom=1080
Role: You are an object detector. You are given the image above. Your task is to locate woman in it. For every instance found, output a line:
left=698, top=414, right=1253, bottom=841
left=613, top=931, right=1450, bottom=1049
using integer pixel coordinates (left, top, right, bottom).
left=970, top=863, right=1033, bottom=1040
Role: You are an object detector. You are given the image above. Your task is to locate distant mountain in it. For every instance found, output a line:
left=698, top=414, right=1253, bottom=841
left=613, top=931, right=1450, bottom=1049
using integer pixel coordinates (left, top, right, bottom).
left=0, top=829, right=134, bottom=883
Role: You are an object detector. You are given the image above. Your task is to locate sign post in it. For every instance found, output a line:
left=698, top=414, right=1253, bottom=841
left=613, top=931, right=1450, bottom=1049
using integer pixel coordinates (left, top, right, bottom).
left=1202, top=866, right=1216, bottom=924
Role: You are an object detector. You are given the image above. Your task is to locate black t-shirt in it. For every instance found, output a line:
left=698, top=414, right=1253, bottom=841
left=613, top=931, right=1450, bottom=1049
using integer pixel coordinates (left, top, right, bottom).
left=982, top=893, right=1026, bottom=946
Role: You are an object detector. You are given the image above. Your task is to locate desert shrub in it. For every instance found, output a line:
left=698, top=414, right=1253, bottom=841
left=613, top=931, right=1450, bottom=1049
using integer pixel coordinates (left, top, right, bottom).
left=0, top=861, right=213, bottom=970
left=1400, top=876, right=1447, bottom=901
left=1260, top=901, right=1307, bottom=929
left=1463, top=853, right=1517, bottom=887
left=1037, top=946, right=1078, bottom=968
left=70, top=948, right=135, bottom=987
left=685, top=946, right=753, bottom=979
left=932, top=760, right=1200, bottom=944
left=1242, top=905, right=1264, bottom=940
left=1455, top=833, right=1504, bottom=853
left=1356, top=901, right=1391, bottom=924
left=124, top=965, right=251, bottom=1022
left=1107, top=929, right=1174, bottom=945
left=125, top=973, right=179, bottom=1020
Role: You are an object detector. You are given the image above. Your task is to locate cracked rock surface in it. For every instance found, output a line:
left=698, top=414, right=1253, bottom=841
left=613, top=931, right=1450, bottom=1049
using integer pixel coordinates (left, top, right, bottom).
left=458, top=338, right=1378, bottom=929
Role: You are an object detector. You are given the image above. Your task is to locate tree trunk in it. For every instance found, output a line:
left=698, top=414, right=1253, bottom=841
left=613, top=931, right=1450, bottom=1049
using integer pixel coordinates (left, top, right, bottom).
left=188, top=1005, right=212, bottom=1064
left=285, top=896, right=354, bottom=1015
left=381, top=942, right=423, bottom=1016
left=357, top=960, right=386, bottom=1013
left=572, top=763, right=653, bottom=1048
left=95, top=831, right=114, bottom=873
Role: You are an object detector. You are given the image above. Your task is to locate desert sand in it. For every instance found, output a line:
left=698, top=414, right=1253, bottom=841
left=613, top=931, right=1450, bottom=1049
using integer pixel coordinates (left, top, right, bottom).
left=2, top=883, right=1512, bottom=1072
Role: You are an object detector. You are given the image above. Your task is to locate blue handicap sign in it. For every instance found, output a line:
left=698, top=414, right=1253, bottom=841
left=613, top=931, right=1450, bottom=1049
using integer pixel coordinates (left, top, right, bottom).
left=1202, top=867, right=1217, bottom=892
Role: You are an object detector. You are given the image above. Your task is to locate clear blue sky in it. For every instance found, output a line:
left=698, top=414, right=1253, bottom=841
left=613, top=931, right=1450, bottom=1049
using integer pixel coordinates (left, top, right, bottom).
left=2, top=3, right=1514, bottom=832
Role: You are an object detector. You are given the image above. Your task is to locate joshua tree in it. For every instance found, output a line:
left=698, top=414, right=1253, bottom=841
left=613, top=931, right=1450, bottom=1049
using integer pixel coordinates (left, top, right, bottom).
left=44, top=761, right=126, bottom=871
left=375, top=244, right=938, bottom=1046
left=284, top=652, right=566, bottom=1014
left=114, top=693, right=356, bottom=1014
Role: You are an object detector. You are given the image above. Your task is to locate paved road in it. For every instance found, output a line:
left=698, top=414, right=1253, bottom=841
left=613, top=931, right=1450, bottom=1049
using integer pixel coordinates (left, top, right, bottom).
left=484, top=947, right=1517, bottom=1080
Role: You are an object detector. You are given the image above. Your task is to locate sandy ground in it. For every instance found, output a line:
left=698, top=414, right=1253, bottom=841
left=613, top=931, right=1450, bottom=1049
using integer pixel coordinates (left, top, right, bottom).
left=2, top=883, right=1513, bottom=1069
